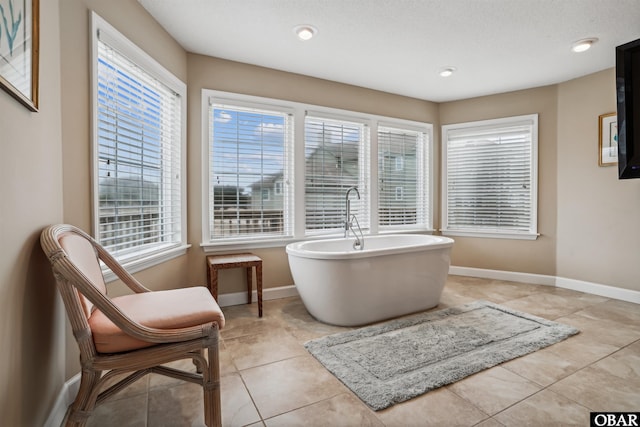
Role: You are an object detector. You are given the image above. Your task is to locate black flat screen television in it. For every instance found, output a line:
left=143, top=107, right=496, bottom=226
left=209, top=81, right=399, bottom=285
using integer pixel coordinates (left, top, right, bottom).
left=616, top=37, right=640, bottom=179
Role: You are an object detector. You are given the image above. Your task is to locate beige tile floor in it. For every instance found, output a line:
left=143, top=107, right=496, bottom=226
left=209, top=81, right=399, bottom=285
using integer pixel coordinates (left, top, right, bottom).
left=87, top=275, right=640, bottom=426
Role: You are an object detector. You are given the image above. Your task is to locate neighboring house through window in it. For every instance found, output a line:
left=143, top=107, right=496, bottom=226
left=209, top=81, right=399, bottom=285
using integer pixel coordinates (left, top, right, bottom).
left=304, top=114, right=369, bottom=234
left=378, top=125, right=430, bottom=229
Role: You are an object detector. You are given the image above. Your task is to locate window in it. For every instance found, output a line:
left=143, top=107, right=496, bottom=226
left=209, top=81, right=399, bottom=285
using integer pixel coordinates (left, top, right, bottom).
left=207, top=101, right=293, bottom=241
left=378, top=126, right=430, bottom=229
left=91, top=13, right=187, bottom=273
left=304, top=115, right=369, bottom=234
left=395, top=186, right=404, bottom=201
left=442, top=114, right=538, bottom=239
left=202, top=91, right=434, bottom=248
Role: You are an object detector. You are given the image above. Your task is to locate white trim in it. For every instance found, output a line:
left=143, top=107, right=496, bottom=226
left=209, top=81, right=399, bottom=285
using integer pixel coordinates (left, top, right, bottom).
left=556, top=277, right=640, bottom=304
left=44, top=373, right=80, bottom=427
left=449, top=266, right=556, bottom=286
left=216, top=284, right=298, bottom=307
left=305, top=109, right=371, bottom=125
left=102, top=244, right=190, bottom=283
left=449, top=265, right=640, bottom=303
left=201, top=238, right=294, bottom=252
left=442, top=230, right=540, bottom=240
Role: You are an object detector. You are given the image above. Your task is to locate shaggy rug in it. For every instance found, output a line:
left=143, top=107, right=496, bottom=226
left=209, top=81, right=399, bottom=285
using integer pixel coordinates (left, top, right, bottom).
left=305, top=300, right=579, bottom=410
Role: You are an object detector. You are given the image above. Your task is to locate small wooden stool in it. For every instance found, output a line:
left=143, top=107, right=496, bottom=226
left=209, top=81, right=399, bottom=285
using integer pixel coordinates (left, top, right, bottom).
left=206, top=253, right=263, bottom=317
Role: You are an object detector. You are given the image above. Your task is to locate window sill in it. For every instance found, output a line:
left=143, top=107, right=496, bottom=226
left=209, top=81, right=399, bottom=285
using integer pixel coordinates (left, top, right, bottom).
left=102, top=244, right=191, bottom=283
left=378, top=227, right=436, bottom=235
left=441, top=229, right=540, bottom=240
left=201, top=238, right=296, bottom=253
left=201, top=229, right=438, bottom=252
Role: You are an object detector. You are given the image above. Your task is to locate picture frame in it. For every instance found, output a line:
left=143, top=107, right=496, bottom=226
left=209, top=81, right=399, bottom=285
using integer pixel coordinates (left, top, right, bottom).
left=0, top=0, right=39, bottom=111
left=598, top=112, right=618, bottom=166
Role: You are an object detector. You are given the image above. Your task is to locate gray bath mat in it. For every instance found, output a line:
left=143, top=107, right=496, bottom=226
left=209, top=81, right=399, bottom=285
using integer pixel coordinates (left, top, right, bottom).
left=305, top=300, right=579, bottom=410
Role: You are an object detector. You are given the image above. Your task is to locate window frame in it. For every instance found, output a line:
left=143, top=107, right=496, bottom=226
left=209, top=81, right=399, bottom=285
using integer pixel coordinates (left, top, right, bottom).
left=90, top=12, right=188, bottom=281
left=202, top=94, right=296, bottom=246
left=201, top=90, right=434, bottom=251
left=303, top=111, right=371, bottom=236
left=377, top=123, right=432, bottom=232
left=441, top=114, right=539, bottom=240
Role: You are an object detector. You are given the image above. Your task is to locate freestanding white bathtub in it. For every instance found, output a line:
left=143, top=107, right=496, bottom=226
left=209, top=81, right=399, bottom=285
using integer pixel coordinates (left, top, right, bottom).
left=286, top=234, right=454, bottom=326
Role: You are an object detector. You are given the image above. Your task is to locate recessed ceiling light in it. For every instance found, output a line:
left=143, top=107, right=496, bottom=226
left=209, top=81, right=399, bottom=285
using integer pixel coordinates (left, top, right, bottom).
left=439, top=67, right=456, bottom=77
left=571, top=38, right=598, bottom=53
left=293, top=25, right=317, bottom=41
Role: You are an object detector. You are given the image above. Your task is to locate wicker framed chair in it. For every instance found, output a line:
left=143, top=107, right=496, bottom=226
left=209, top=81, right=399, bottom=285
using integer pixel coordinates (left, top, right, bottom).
left=40, top=224, right=225, bottom=427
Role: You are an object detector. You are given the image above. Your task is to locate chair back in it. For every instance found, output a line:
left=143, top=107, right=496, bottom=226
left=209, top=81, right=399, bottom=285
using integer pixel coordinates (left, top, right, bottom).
left=41, top=224, right=109, bottom=358
left=58, top=232, right=107, bottom=318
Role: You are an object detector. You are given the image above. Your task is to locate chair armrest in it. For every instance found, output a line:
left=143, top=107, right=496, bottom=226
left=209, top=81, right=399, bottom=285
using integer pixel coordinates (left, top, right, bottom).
left=94, top=243, right=152, bottom=294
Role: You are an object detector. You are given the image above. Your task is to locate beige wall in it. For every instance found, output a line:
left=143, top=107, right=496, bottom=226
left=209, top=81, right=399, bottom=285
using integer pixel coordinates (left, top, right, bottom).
left=557, top=68, right=640, bottom=291
left=439, top=86, right=559, bottom=275
left=58, top=0, right=190, bottom=378
left=5, top=0, right=638, bottom=421
left=185, top=54, right=440, bottom=293
left=0, top=0, right=65, bottom=425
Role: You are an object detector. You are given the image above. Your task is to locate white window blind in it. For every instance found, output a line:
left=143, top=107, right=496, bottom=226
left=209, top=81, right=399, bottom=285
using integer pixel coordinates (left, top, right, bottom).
left=304, top=115, right=369, bottom=234
left=378, top=126, right=429, bottom=229
left=209, top=102, right=293, bottom=240
left=93, top=17, right=185, bottom=263
left=442, top=114, right=538, bottom=238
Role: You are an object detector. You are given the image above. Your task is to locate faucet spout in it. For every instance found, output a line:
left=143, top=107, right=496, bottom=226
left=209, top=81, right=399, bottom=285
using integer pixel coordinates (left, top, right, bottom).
left=345, top=187, right=360, bottom=237
left=346, top=186, right=361, bottom=201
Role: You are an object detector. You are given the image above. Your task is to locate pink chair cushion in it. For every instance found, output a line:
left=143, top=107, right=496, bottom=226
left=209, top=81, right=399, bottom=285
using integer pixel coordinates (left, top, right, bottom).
left=89, top=286, right=225, bottom=353
left=59, top=233, right=107, bottom=318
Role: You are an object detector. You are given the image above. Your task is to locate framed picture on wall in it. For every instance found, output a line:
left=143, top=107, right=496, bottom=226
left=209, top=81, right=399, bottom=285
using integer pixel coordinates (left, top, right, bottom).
left=598, top=112, right=618, bottom=166
left=0, top=0, right=39, bottom=111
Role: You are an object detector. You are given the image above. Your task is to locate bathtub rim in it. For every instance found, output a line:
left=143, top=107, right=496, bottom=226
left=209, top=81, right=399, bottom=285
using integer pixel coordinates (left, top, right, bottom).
left=285, top=234, right=454, bottom=260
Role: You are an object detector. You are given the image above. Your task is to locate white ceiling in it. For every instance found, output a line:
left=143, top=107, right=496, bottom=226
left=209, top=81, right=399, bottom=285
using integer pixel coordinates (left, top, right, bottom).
left=138, top=0, right=640, bottom=102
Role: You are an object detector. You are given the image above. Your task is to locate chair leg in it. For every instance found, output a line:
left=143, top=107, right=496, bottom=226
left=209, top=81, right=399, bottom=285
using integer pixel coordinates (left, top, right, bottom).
left=204, top=343, right=222, bottom=427
left=65, top=367, right=102, bottom=427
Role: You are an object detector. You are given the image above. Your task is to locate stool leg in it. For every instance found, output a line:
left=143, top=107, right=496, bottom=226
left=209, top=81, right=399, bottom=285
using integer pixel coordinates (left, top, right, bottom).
left=206, top=262, right=211, bottom=294
left=246, top=267, right=252, bottom=305
left=256, top=263, right=263, bottom=317
left=211, top=268, right=219, bottom=301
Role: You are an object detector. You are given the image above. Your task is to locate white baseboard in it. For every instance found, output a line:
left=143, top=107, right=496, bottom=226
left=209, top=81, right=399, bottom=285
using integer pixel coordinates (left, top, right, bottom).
left=555, top=276, right=640, bottom=304
left=449, top=266, right=556, bottom=286
left=217, top=284, right=298, bottom=307
left=44, top=373, right=80, bottom=427
left=449, top=265, right=640, bottom=304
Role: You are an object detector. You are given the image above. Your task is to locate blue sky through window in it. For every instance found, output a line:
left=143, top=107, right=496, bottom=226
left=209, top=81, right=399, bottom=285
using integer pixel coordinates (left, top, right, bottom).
left=97, top=53, right=167, bottom=209
left=211, top=108, right=285, bottom=196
